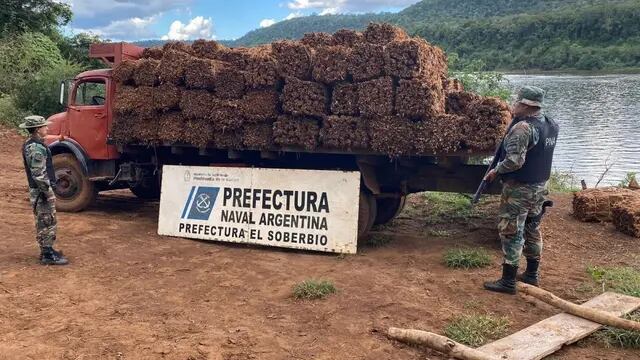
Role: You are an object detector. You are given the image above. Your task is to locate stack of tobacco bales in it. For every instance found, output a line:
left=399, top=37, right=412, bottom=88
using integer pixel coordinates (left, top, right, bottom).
left=111, top=23, right=511, bottom=156
left=612, top=198, right=640, bottom=238
left=572, top=187, right=639, bottom=222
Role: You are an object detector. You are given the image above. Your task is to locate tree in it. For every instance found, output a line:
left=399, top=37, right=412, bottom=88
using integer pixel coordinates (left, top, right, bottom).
left=50, top=31, right=106, bottom=69
left=0, top=0, right=72, bottom=37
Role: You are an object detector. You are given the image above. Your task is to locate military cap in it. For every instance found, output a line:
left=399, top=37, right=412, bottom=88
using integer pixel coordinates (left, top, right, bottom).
left=19, top=115, right=51, bottom=129
left=516, top=86, right=545, bottom=107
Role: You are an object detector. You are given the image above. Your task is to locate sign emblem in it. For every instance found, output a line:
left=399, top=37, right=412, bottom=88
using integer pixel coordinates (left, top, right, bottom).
left=181, top=186, right=220, bottom=221
left=184, top=170, right=191, bottom=182
left=195, top=193, right=211, bottom=213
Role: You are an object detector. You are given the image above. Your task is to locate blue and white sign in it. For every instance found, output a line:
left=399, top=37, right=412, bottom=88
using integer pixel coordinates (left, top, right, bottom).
left=158, top=166, right=361, bottom=254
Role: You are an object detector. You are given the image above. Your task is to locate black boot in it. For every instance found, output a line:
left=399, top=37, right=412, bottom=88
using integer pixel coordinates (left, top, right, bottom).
left=40, top=247, right=69, bottom=266
left=517, top=258, right=540, bottom=286
left=484, top=264, right=518, bottom=295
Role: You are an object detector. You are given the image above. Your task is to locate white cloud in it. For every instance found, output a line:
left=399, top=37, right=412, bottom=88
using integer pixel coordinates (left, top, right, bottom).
left=285, top=12, right=304, bottom=20
left=67, top=0, right=191, bottom=28
left=260, top=19, right=277, bottom=28
left=162, top=16, right=215, bottom=40
left=287, top=0, right=420, bottom=14
left=72, top=15, right=160, bottom=41
left=319, top=7, right=339, bottom=15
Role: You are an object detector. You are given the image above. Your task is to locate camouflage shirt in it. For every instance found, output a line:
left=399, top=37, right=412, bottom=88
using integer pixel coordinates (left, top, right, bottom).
left=495, top=114, right=542, bottom=176
left=24, top=137, right=53, bottom=192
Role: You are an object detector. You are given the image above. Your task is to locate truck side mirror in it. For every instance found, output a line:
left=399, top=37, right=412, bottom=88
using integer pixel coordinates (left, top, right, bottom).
left=59, top=81, right=66, bottom=107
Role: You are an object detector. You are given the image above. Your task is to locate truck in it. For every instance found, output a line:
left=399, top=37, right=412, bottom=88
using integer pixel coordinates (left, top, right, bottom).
left=44, top=42, right=499, bottom=240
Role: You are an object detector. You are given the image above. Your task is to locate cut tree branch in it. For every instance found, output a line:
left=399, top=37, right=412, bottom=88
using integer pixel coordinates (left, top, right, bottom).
left=387, top=327, right=500, bottom=360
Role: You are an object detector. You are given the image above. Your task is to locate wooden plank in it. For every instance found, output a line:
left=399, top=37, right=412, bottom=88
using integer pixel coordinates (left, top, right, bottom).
left=478, top=292, right=640, bottom=360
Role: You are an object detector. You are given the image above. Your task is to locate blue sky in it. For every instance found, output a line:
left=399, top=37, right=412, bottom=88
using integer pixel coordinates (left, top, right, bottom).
left=63, top=0, right=420, bottom=41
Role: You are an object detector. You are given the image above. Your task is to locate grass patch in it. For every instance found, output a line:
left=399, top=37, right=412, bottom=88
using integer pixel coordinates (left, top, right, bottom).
left=444, top=248, right=493, bottom=269
left=428, top=229, right=453, bottom=237
left=548, top=170, right=580, bottom=193
left=444, top=314, right=510, bottom=347
left=587, top=266, right=640, bottom=297
left=367, top=233, right=393, bottom=247
left=422, top=192, right=474, bottom=224
left=594, top=311, right=640, bottom=349
left=292, top=279, right=336, bottom=300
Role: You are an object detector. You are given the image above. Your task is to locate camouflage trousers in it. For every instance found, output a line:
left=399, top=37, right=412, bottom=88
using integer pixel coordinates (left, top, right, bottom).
left=498, top=180, right=548, bottom=267
left=29, top=188, right=57, bottom=248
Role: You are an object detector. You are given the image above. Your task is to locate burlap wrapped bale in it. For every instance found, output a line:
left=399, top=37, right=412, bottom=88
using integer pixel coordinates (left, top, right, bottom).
left=358, top=77, right=394, bottom=116
left=573, top=187, right=639, bottom=222
left=133, top=58, right=159, bottom=86
left=157, top=111, right=185, bottom=143
left=444, top=78, right=464, bottom=93
left=462, top=97, right=511, bottom=151
left=312, top=45, right=352, bottom=84
left=364, top=23, right=408, bottom=45
left=213, top=65, right=246, bottom=99
left=396, top=78, right=445, bottom=119
left=239, top=89, right=279, bottom=123
left=157, top=49, right=190, bottom=85
left=182, top=119, right=212, bottom=148
left=612, top=198, right=640, bottom=238
left=184, top=57, right=219, bottom=90
left=212, top=128, right=243, bottom=149
left=210, top=99, right=243, bottom=131
left=113, top=60, right=136, bottom=85
left=153, top=83, right=181, bottom=112
left=332, top=29, right=364, bottom=47
left=320, top=116, right=369, bottom=150
left=273, top=115, right=319, bottom=150
left=114, top=86, right=154, bottom=116
left=301, top=32, right=335, bottom=48
left=331, top=83, right=359, bottom=116
left=180, top=89, right=214, bottom=119
left=243, top=46, right=278, bottom=88
left=243, top=122, right=274, bottom=149
left=272, top=40, right=313, bottom=79
left=368, top=116, right=414, bottom=157
left=349, top=43, right=385, bottom=82
left=282, top=77, right=327, bottom=117
left=191, top=39, right=223, bottom=59
left=162, top=41, right=193, bottom=54
left=384, top=38, right=447, bottom=82
left=141, top=47, right=163, bottom=60
left=414, top=114, right=465, bottom=154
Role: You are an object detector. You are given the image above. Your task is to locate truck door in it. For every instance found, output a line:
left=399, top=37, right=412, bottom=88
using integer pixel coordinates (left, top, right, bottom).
left=67, top=77, right=116, bottom=159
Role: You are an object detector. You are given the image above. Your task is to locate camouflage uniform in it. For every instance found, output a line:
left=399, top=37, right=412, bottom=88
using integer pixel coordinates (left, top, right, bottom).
left=25, top=142, right=58, bottom=249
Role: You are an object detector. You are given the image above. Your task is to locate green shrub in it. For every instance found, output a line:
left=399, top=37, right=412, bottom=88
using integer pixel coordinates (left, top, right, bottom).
left=444, top=248, right=493, bottom=269
left=0, top=96, right=29, bottom=130
left=587, top=266, right=640, bottom=297
left=548, top=171, right=580, bottom=193
left=445, top=314, right=510, bottom=347
left=292, top=279, right=337, bottom=300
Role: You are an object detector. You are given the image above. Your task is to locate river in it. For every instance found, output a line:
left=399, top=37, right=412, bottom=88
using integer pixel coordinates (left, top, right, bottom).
left=505, top=74, right=640, bottom=186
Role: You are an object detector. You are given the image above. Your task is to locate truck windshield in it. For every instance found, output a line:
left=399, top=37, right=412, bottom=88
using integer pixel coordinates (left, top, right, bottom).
left=74, top=80, right=106, bottom=106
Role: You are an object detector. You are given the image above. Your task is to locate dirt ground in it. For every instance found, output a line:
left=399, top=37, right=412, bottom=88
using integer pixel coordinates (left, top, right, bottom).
left=1, top=124, right=639, bottom=360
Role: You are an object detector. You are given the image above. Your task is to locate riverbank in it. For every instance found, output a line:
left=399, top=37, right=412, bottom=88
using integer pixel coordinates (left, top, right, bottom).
left=502, top=67, right=640, bottom=76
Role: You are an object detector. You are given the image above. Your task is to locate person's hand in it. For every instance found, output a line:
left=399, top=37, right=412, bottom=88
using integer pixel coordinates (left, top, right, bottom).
left=484, top=169, right=498, bottom=183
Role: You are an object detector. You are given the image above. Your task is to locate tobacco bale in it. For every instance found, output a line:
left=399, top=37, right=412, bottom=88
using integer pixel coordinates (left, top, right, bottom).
left=210, top=99, right=243, bottom=131
left=446, top=91, right=482, bottom=114
left=384, top=38, right=447, bottom=82
left=364, top=23, right=408, bottom=45
left=162, top=41, right=193, bottom=54
left=131, top=116, right=160, bottom=144
left=612, top=198, right=640, bottom=238
left=331, top=83, right=359, bottom=116
left=239, top=89, right=279, bottom=123
left=358, top=77, right=394, bottom=116
left=153, top=83, right=181, bottom=112
left=282, top=77, right=327, bottom=117
left=301, top=32, right=335, bottom=48
left=112, top=60, right=136, bottom=85
left=320, top=116, right=369, bottom=150
left=133, top=58, right=159, bottom=86
left=180, top=89, right=214, bottom=119
left=272, top=40, right=313, bottom=79
left=444, top=78, right=464, bottom=93
left=184, top=57, right=215, bottom=89
left=243, top=122, right=274, bottom=149
left=157, top=49, right=190, bottom=85
left=312, top=45, right=352, bottom=84
left=396, top=78, right=445, bottom=119
left=114, top=85, right=154, bottom=116
left=414, top=114, right=465, bottom=154
left=215, top=47, right=250, bottom=67
left=462, top=97, right=511, bottom=151
left=191, top=39, right=223, bottom=59
left=141, top=47, right=164, bottom=60
left=243, top=46, right=278, bottom=88
left=110, top=113, right=137, bottom=144
left=573, top=187, right=639, bottom=223
left=273, top=115, right=319, bottom=150
left=182, top=118, right=212, bottom=148
left=212, top=128, right=243, bottom=149
left=332, top=29, right=364, bottom=47
left=349, top=43, right=385, bottom=82
left=157, top=111, right=185, bottom=143
left=213, top=65, right=246, bottom=99
left=368, top=116, right=414, bottom=157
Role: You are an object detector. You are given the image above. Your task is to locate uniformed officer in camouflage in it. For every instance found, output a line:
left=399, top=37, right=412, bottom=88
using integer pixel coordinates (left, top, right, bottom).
left=20, top=115, right=69, bottom=265
left=483, top=86, right=559, bottom=294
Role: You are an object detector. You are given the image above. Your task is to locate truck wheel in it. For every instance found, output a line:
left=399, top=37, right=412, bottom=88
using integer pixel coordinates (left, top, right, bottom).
left=129, top=177, right=161, bottom=200
left=374, top=195, right=407, bottom=225
left=53, top=154, right=96, bottom=212
left=358, top=191, right=377, bottom=243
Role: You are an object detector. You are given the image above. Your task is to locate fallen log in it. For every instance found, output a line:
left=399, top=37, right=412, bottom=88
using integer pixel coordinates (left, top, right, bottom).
left=387, top=327, right=499, bottom=360
left=517, top=282, right=640, bottom=332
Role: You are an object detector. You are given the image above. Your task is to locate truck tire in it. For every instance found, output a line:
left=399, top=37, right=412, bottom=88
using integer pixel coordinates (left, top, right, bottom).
left=52, top=154, right=96, bottom=212
left=129, top=177, right=161, bottom=200
left=358, top=191, right=377, bottom=242
left=374, top=195, right=407, bottom=225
